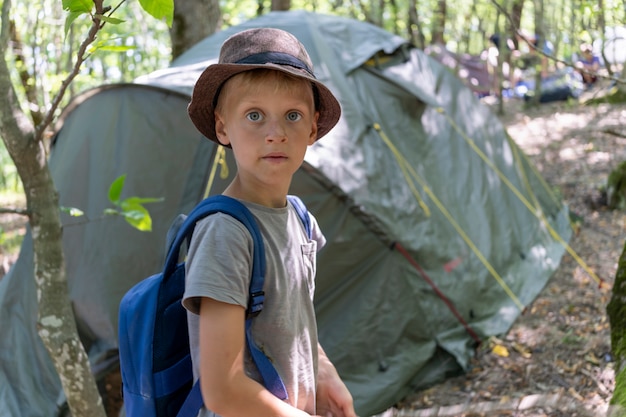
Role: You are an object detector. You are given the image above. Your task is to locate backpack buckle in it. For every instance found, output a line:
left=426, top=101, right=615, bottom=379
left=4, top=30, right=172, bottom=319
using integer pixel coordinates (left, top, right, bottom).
left=247, top=291, right=265, bottom=318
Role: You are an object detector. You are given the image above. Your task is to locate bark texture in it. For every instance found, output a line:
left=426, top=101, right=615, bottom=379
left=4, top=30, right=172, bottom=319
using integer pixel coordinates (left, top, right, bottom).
left=0, top=1, right=106, bottom=416
left=608, top=240, right=626, bottom=413
left=170, top=0, right=221, bottom=60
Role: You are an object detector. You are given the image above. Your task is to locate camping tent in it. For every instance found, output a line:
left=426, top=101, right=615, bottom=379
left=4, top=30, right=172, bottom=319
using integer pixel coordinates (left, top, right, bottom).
left=424, top=44, right=494, bottom=97
left=0, top=10, right=572, bottom=417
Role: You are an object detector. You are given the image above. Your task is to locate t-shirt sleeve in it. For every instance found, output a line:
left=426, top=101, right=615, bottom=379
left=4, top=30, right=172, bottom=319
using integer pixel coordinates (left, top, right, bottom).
left=182, top=213, right=253, bottom=315
left=308, top=211, right=326, bottom=251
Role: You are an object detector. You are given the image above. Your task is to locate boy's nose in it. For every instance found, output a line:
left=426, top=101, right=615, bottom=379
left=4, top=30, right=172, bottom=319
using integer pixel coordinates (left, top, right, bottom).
left=265, top=119, right=287, bottom=142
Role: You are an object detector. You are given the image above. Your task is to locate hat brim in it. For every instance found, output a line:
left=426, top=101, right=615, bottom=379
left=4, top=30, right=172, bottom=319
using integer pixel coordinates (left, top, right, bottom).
left=188, top=63, right=341, bottom=146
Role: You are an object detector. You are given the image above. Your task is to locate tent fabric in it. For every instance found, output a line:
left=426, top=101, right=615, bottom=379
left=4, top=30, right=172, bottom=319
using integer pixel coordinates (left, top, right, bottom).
left=424, top=44, right=494, bottom=96
left=0, top=10, right=571, bottom=417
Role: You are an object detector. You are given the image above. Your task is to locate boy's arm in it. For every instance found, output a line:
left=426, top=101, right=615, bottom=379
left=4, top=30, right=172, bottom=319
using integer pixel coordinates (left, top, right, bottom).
left=316, top=345, right=358, bottom=417
left=198, top=297, right=315, bottom=417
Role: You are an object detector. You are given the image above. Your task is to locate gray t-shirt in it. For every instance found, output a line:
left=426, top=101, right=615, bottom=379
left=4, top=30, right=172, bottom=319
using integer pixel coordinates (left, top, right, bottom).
left=182, top=199, right=326, bottom=417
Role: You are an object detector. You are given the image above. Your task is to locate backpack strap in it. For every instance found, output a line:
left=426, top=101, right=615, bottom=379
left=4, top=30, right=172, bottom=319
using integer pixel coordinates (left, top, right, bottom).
left=176, top=381, right=203, bottom=417
left=287, top=195, right=312, bottom=239
left=164, top=195, right=288, bottom=417
left=163, top=195, right=265, bottom=299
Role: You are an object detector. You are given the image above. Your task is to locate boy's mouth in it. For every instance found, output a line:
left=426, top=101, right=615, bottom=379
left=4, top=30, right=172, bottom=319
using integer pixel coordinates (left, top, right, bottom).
left=263, top=152, right=288, bottom=161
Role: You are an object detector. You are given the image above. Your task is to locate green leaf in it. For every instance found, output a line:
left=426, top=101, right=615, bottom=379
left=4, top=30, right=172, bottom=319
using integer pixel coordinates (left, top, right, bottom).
left=87, top=37, right=137, bottom=54
left=105, top=175, right=162, bottom=231
left=62, top=0, right=92, bottom=13
left=108, top=175, right=126, bottom=205
left=89, top=45, right=136, bottom=53
left=64, top=11, right=85, bottom=37
left=94, top=14, right=125, bottom=25
left=138, top=0, right=174, bottom=27
left=120, top=199, right=143, bottom=214
left=121, top=204, right=153, bottom=232
left=60, top=207, right=85, bottom=217
left=123, top=196, right=164, bottom=206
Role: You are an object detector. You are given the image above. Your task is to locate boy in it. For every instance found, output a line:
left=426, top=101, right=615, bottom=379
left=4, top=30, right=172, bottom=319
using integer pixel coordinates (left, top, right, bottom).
left=575, top=43, right=601, bottom=87
left=183, top=27, right=357, bottom=417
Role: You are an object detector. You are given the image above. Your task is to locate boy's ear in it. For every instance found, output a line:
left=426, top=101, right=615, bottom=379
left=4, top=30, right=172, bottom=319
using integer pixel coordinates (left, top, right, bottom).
left=308, top=112, right=320, bottom=145
left=214, top=112, right=231, bottom=146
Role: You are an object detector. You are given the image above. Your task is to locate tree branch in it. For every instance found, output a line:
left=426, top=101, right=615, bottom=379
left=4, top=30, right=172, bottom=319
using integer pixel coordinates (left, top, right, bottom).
left=0, top=0, right=11, bottom=47
left=0, top=207, right=29, bottom=216
left=109, top=0, right=128, bottom=17
left=488, top=0, right=624, bottom=85
left=34, top=0, right=107, bottom=141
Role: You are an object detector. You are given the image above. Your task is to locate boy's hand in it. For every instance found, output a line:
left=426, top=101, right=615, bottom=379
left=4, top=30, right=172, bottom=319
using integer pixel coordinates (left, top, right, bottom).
left=316, top=346, right=358, bottom=417
left=316, top=378, right=357, bottom=417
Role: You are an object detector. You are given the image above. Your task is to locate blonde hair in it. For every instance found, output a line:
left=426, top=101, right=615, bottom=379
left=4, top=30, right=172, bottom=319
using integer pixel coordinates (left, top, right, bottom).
left=215, top=69, right=316, bottom=113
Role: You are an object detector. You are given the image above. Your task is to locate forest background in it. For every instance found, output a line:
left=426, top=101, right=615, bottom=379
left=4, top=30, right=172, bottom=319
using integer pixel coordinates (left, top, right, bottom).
left=0, top=0, right=625, bottom=416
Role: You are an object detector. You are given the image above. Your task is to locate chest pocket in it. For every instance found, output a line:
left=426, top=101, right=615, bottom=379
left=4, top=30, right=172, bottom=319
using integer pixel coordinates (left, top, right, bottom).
left=300, top=241, right=317, bottom=297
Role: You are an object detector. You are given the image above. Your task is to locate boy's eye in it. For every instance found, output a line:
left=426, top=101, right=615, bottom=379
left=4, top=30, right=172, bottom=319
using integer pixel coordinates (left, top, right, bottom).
left=246, top=111, right=262, bottom=121
left=286, top=112, right=302, bottom=122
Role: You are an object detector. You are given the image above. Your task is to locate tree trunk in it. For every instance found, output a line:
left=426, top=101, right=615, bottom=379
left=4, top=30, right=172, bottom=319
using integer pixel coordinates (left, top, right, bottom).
left=607, top=239, right=626, bottom=414
left=508, top=0, right=524, bottom=50
left=0, top=38, right=106, bottom=417
left=529, top=0, right=544, bottom=106
left=0, top=1, right=106, bottom=416
left=9, top=20, right=43, bottom=127
left=170, top=0, right=221, bottom=60
left=388, top=0, right=399, bottom=35
left=407, top=0, right=426, bottom=50
left=431, top=0, right=447, bottom=44
left=271, top=0, right=291, bottom=11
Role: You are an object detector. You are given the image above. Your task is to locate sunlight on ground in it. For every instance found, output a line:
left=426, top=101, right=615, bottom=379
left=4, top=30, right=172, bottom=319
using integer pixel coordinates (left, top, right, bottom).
left=0, top=189, right=25, bottom=208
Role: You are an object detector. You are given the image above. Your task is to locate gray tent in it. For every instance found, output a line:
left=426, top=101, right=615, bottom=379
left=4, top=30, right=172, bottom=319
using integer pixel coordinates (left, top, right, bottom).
left=0, top=10, right=572, bottom=417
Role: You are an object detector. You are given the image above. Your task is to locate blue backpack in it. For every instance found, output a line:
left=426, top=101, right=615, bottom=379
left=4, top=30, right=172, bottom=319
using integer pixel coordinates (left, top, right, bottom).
left=118, top=195, right=311, bottom=417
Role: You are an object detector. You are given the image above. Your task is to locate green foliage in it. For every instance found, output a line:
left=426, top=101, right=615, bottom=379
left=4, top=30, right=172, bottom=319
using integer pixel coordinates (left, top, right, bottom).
left=608, top=241, right=626, bottom=408
left=139, top=0, right=174, bottom=27
left=62, top=0, right=93, bottom=35
left=560, top=329, right=585, bottom=345
left=94, top=15, right=126, bottom=25
left=61, top=0, right=173, bottom=33
left=60, top=206, right=84, bottom=217
left=583, top=86, right=626, bottom=106
left=0, top=225, right=26, bottom=257
left=7, top=0, right=172, bottom=122
left=62, top=0, right=92, bottom=12
left=0, top=142, right=22, bottom=194
left=106, top=175, right=163, bottom=232
left=607, top=160, right=626, bottom=210
left=613, top=376, right=626, bottom=409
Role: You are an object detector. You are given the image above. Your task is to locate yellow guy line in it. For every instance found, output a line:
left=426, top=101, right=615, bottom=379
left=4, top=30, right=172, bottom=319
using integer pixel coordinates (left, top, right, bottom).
left=373, top=124, right=431, bottom=217
left=373, top=123, right=525, bottom=311
left=204, top=145, right=227, bottom=199
left=437, top=108, right=602, bottom=286
left=507, top=134, right=564, bottom=211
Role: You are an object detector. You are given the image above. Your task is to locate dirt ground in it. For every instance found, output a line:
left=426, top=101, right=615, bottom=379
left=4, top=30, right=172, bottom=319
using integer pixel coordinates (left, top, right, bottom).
left=387, top=96, right=626, bottom=417
left=1, top=93, right=625, bottom=417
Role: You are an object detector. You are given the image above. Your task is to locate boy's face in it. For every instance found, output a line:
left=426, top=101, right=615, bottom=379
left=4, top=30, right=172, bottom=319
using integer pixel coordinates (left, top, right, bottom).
left=214, top=72, right=319, bottom=191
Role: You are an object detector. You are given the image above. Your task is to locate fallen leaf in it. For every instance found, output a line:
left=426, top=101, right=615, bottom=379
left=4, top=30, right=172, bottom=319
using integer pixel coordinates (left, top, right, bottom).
left=568, top=387, right=584, bottom=401
left=512, top=342, right=532, bottom=358
left=492, top=344, right=509, bottom=357
left=585, top=352, right=601, bottom=365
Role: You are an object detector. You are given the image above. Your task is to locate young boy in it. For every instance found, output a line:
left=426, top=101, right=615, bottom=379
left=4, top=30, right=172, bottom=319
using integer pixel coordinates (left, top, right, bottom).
left=575, top=43, right=601, bottom=87
left=183, top=27, right=357, bottom=417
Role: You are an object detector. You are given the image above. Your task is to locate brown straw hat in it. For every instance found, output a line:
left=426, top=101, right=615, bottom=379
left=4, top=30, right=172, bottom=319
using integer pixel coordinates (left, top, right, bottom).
left=188, top=28, right=341, bottom=145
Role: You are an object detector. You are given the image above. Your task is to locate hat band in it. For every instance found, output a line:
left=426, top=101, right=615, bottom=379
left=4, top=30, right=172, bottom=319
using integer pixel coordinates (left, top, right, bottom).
left=235, top=52, right=315, bottom=77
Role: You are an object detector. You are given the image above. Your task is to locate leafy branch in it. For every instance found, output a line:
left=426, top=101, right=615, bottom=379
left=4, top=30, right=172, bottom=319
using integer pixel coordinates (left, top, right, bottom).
left=37, top=0, right=174, bottom=142
left=104, top=174, right=163, bottom=231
